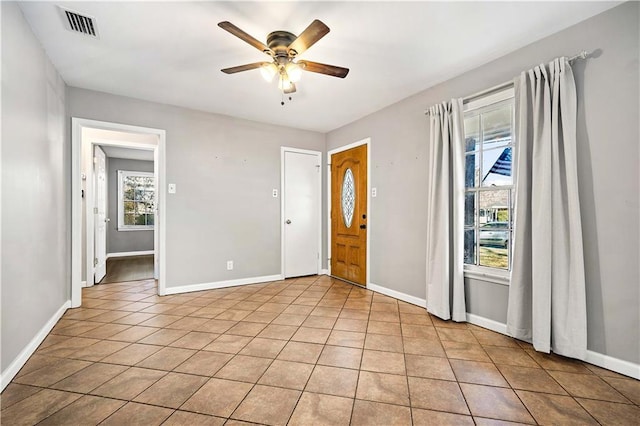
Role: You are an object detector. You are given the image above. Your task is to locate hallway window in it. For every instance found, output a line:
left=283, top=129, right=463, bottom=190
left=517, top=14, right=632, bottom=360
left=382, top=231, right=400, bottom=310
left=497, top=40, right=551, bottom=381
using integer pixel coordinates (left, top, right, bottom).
left=118, top=170, right=155, bottom=230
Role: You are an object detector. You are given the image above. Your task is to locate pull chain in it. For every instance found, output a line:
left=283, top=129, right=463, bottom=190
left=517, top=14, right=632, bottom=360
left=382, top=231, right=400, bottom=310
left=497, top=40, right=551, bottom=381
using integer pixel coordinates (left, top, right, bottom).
left=279, top=75, right=293, bottom=106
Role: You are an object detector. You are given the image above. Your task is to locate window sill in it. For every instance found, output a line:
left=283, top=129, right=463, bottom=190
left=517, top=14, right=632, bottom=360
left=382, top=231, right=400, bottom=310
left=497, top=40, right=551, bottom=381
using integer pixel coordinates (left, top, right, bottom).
left=464, top=267, right=510, bottom=286
left=117, top=227, right=154, bottom=232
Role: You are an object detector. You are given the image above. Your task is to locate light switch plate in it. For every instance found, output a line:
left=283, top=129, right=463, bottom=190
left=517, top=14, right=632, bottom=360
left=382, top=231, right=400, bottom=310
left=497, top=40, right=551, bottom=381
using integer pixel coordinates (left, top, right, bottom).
left=168, top=183, right=176, bottom=194
left=272, top=189, right=278, bottom=198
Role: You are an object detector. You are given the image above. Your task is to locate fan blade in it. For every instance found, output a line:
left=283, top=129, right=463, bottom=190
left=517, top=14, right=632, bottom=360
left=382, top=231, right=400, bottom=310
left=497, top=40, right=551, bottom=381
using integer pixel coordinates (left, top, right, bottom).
left=299, top=60, right=349, bottom=78
left=287, top=20, right=330, bottom=56
left=284, top=83, right=296, bottom=94
left=218, top=21, right=273, bottom=56
left=221, top=62, right=267, bottom=74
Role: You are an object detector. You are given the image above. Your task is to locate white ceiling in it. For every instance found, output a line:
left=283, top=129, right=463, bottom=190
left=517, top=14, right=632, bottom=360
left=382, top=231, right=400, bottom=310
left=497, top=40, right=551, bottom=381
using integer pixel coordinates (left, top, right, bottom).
left=100, top=146, right=154, bottom=161
left=84, top=127, right=156, bottom=160
left=19, top=1, right=619, bottom=133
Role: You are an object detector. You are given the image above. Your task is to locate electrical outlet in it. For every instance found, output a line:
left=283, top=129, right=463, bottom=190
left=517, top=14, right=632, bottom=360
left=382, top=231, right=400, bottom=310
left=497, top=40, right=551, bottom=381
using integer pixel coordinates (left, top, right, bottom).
left=272, top=189, right=278, bottom=198
left=168, top=183, right=177, bottom=194
left=372, top=187, right=377, bottom=197
left=226, top=260, right=233, bottom=270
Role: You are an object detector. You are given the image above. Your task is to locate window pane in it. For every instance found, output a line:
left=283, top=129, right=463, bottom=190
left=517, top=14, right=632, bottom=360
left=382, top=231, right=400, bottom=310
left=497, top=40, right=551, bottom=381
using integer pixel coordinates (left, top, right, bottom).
left=464, top=115, right=479, bottom=152
left=464, top=229, right=476, bottom=265
left=479, top=189, right=510, bottom=269
left=464, top=193, right=475, bottom=227
left=141, top=190, right=154, bottom=203
left=482, top=105, right=512, bottom=149
left=147, top=214, right=154, bottom=226
left=465, top=153, right=479, bottom=188
left=479, top=190, right=510, bottom=226
left=124, top=213, right=136, bottom=225
left=341, top=168, right=355, bottom=228
left=123, top=201, right=135, bottom=213
left=134, top=202, right=146, bottom=215
left=134, top=186, right=145, bottom=201
left=123, top=177, right=135, bottom=200
left=482, top=147, right=513, bottom=187
left=135, top=214, right=146, bottom=226
left=479, top=245, right=508, bottom=269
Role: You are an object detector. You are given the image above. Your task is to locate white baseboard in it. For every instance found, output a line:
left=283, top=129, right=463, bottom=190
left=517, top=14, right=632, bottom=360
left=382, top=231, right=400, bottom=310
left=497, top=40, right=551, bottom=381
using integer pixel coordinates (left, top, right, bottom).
left=586, top=350, right=640, bottom=380
left=466, top=313, right=508, bottom=334
left=1, top=300, right=71, bottom=391
left=107, top=250, right=154, bottom=259
left=320, top=269, right=329, bottom=275
left=164, top=274, right=284, bottom=295
left=466, top=313, right=639, bottom=380
left=368, top=282, right=427, bottom=308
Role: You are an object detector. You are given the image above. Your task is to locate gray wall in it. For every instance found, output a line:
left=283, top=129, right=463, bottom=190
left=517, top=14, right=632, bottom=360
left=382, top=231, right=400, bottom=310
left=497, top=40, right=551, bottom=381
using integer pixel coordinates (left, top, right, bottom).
left=1, top=2, right=69, bottom=372
left=106, top=157, right=154, bottom=254
left=327, top=2, right=639, bottom=364
left=67, top=88, right=326, bottom=288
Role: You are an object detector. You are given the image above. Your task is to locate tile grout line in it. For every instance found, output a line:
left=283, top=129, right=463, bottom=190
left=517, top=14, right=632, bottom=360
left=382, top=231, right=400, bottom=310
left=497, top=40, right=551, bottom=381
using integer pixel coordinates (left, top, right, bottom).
left=5, top=275, right=637, bottom=425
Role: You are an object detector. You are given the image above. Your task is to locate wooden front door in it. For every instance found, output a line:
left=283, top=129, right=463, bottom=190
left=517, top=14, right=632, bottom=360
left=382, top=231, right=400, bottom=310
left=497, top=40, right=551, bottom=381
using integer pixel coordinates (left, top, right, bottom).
left=331, top=144, right=367, bottom=285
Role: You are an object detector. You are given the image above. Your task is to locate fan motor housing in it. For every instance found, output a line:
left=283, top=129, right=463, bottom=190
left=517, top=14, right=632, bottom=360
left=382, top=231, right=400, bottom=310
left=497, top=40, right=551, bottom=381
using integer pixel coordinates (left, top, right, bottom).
left=267, top=31, right=297, bottom=55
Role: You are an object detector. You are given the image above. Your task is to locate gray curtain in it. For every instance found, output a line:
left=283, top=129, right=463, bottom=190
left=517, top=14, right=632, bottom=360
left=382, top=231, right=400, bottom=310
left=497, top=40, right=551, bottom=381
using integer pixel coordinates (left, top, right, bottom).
left=507, top=58, right=587, bottom=359
left=426, top=99, right=466, bottom=321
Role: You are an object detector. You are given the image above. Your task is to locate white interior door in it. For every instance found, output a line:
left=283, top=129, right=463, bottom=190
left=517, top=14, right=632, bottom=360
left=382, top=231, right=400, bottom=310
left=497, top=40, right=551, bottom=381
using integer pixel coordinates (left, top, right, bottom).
left=94, top=146, right=107, bottom=283
left=283, top=150, right=321, bottom=278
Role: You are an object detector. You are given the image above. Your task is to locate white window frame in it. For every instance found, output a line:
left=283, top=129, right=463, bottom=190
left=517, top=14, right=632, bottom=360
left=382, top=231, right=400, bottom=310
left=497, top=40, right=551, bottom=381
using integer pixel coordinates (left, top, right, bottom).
left=117, top=170, right=155, bottom=231
left=463, top=86, right=515, bottom=285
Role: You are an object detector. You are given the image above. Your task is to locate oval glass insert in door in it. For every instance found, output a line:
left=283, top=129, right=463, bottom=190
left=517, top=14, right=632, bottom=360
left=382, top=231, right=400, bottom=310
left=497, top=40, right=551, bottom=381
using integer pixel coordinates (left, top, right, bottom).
left=341, top=168, right=355, bottom=227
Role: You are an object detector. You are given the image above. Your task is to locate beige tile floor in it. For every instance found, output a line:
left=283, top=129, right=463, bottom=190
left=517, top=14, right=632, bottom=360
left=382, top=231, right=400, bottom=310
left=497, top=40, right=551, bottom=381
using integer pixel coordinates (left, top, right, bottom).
left=2, top=275, right=638, bottom=425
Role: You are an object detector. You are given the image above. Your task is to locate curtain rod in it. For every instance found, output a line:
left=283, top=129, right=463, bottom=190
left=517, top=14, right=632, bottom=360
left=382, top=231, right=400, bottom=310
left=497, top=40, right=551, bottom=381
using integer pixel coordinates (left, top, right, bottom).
left=424, top=50, right=591, bottom=115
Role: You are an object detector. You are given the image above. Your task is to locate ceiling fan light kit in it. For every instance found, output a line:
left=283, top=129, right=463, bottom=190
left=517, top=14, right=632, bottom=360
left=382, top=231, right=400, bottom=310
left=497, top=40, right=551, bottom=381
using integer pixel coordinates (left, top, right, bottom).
left=218, top=19, right=349, bottom=105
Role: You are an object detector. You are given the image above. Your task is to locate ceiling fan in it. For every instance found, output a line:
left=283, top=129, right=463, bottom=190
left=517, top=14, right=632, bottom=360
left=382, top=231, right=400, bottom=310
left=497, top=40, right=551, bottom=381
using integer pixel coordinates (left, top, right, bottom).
left=218, top=20, right=349, bottom=100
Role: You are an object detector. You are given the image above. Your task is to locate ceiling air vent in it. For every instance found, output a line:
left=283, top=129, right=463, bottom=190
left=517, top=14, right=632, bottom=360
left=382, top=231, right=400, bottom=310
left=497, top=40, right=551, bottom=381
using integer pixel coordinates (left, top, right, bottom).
left=59, top=6, right=99, bottom=38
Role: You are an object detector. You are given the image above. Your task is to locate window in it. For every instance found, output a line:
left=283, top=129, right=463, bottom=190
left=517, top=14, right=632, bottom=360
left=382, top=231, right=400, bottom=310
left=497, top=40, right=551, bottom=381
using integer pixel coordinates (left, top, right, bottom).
left=118, top=170, right=155, bottom=230
left=463, top=88, right=515, bottom=274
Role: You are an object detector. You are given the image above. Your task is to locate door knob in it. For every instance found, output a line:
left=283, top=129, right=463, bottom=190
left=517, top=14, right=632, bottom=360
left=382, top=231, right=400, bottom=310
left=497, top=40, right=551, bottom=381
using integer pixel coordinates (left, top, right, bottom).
left=360, top=224, right=366, bottom=229
left=286, top=219, right=292, bottom=224
left=105, top=218, right=110, bottom=223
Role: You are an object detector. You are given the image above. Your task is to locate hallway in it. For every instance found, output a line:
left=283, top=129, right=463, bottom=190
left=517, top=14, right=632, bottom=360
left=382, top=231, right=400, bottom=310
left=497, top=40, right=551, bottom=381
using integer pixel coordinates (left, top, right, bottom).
left=100, top=255, right=154, bottom=284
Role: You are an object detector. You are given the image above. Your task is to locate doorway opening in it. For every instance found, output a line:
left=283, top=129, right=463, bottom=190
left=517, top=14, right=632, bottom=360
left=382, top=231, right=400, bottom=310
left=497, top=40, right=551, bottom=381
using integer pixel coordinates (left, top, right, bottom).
left=97, top=145, right=156, bottom=284
left=71, top=118, right=166, bottom=307
left=327, top=138, right=371, bottom=287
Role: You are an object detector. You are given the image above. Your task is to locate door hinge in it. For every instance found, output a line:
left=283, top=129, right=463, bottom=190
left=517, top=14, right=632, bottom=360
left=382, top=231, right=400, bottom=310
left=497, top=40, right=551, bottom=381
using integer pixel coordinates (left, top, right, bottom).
left=94, top=258, right=98, bottom=266
left=94, top=207, right=98, bottom=214
left=93, top=156, right=98, bottom=164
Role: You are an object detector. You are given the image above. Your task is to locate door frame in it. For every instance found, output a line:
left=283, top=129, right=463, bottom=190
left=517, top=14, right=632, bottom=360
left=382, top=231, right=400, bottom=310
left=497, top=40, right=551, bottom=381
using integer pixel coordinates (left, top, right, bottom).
left=327, top=138, right=371, bottom=286
left=71, top=118, right=167, bottom=307
left=280, top=147, right=323, bottom=278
